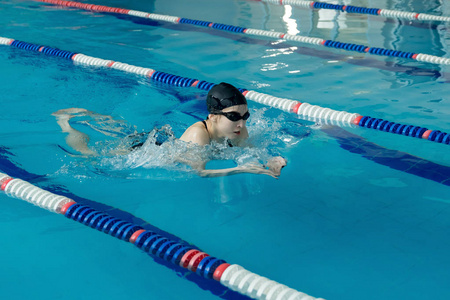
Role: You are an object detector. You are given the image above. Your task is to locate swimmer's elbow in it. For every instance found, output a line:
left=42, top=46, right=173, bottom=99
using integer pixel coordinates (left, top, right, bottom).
left=197, top=169, right=210, bottom=178
left=193, top=165, right=210, bottom=177
left=186, top=161, right=209, bottom=177
left=196, top=168, right=219, bottom=178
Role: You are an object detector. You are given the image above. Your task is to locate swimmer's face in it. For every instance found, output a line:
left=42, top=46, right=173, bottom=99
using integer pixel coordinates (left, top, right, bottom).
left=212, top=104, right=249, bottom=139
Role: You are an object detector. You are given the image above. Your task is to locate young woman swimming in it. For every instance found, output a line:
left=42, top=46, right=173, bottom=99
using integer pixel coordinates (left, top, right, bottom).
left=53, top=82, right=286, bottom=178
left=179, top=82, right=286, bottom=178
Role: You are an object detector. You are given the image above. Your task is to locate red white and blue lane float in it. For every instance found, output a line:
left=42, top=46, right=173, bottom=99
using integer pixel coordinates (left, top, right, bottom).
left=0, top=172, right=325, bottom=300
left=1, top=36, right=448, bottom=145
left=34, top=0, right=450, bottom=66
left=260, top=0, right=450, bottom=22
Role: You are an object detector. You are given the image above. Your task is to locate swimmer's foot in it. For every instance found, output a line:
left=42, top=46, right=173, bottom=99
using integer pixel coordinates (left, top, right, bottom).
left=52, top=108, right=91, bottom=117
left=53, top=114, right=73, bottom=133
left=52, top=108, right=90, bottom=133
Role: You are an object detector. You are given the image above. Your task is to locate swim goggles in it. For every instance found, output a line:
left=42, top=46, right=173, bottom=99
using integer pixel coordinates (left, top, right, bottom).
left=214, top=111, right=250, bottom=122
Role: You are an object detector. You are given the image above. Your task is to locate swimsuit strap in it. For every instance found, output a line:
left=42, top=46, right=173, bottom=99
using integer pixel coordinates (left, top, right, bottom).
left=202, top=120, right=208, bottom=132
left=202, top=119, right=212, bottom=141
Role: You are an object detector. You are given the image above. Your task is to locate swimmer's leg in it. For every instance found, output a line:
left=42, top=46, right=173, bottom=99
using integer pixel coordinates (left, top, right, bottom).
left=52, top=108, right=98, bottom=156
left=59, top=108, right=133, bottom=138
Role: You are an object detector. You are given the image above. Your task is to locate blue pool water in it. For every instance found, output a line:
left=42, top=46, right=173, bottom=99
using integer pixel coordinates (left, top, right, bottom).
left=1, top=0, right=450, bottom=299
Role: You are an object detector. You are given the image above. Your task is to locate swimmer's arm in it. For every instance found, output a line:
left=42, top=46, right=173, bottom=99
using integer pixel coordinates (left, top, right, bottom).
left=198, top=166, right=278, bottom=178
left=187, top=160, right=280, bottom=178
left=176, top=152, right=279, bottom=178
left=197, top=156, right=287, bottom=178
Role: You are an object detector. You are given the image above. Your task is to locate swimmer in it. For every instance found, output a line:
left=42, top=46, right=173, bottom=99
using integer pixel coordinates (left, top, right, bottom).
left=53, top=82, right=287, bottom=178
left=180, top=82, right=286, bottom=178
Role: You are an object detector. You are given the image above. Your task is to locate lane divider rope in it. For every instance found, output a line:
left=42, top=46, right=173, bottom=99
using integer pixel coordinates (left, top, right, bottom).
left=1, top=36, right=449, bottom=145
left=0, top=172, right=324, bottom=300
left=34, top=0, right=450, bottom=65
left=260, top=0, right=450, bottom=23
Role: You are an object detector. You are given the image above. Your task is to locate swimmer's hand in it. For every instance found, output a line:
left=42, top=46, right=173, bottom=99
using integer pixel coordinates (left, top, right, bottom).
left=238, top=158, right=286, bottom=179
left=265, top=156, right=287, bottom=177
left=238, top=163, right=279, bottom=178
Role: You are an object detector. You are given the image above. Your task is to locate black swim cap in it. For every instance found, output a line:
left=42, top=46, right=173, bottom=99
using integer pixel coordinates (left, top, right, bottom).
left=206, top=82, right=247, bottom=113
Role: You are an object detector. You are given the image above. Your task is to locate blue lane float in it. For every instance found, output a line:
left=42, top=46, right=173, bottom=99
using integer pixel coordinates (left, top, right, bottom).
left=10, top=40, right=76, bottom=59
left=355, top=116, right=450, bottom=144
left=260, top=0, right=450, bottom=22
left=34, top=0, right=450, bottom=66
left=0, top=149, right=251, bottom=299
left=0, top=172, right=325, bottom=300
left=1, top=36, right=449, bottom=146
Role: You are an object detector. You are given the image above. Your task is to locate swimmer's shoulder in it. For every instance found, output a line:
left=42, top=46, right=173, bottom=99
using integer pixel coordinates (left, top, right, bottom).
left=180, top=121, right=210, bottom=146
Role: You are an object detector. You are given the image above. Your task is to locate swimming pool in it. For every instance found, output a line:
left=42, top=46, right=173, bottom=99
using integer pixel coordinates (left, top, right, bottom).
left=1, top=0, right=450, bottom=299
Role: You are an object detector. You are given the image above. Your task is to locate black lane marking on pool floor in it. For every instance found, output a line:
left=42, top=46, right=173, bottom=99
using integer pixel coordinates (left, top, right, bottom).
left=322, top=126, right=450, bottom=186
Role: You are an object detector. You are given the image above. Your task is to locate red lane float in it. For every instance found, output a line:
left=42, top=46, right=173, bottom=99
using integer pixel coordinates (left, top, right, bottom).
left=33, top=0, right=450, bottom=65
left=0, top=171, right=325, bottom=300
left=2, top=35, right=449, bottom=145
